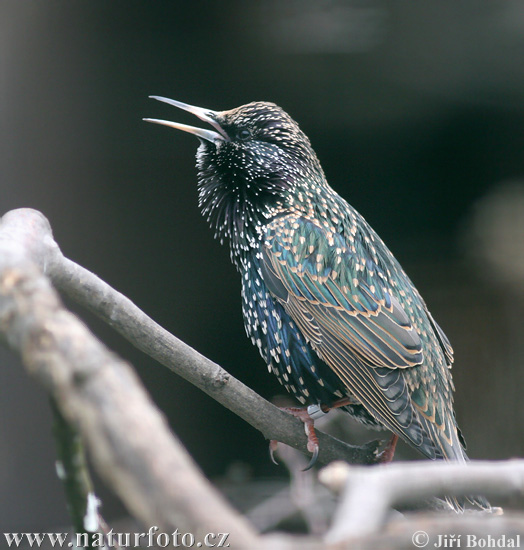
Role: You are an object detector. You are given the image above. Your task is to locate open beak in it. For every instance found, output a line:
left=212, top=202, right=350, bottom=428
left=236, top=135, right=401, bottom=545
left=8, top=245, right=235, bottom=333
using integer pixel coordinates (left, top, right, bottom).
left=144, top=96, right=229, bottom=142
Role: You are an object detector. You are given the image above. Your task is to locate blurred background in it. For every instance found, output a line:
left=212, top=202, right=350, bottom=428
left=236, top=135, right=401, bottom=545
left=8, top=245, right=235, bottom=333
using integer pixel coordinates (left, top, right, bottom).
left=2, top=0, right=524, bottom=532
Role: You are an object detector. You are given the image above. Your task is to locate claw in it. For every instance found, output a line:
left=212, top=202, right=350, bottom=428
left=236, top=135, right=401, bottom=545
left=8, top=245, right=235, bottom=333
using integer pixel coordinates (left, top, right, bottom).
left=303, top=444, right=319, bottom=471
left=377, top=433, right=399, bottom=463
left=269, top=440, right=279, bottom=465
left=302, top=410, right=320, bottom=470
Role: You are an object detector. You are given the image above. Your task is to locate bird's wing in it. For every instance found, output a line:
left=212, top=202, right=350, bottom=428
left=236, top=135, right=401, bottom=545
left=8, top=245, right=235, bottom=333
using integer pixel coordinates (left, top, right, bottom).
left=261, top=214, right=434, bottom=444
left=428, top=311, right=454, bottom=367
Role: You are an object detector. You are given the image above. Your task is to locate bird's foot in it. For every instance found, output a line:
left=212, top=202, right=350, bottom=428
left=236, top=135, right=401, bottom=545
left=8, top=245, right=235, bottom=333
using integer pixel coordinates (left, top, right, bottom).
left=270, top=398, right=360, bottom=469
left=270, top=404, right=329, bottom=470
left=376, top=433, right=399, bottom=463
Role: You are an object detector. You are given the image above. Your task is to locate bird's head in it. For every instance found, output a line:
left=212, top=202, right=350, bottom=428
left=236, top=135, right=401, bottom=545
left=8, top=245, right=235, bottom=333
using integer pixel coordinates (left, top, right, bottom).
left=145, top=97, right=325, bottom=246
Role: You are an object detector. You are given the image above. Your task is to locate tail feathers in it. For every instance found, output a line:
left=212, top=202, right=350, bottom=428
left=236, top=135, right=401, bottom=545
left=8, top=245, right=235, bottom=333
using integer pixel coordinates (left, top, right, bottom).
left=446, top=494, right=492, bottom=513
left=465, top=494, right=492, bottom=511
left=411, top=416, right=493, bottom=513
left=445, top=447, right=492, bottom=513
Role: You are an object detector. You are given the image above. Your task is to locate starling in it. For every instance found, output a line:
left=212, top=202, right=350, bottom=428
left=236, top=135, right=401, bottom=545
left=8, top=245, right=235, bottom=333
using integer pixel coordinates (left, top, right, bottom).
left=145, top=97, right=488, bottom=509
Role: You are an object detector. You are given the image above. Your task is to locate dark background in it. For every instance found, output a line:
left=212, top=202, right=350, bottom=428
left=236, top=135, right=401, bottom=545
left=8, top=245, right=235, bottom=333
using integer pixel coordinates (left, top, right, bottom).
left=2, top=1, right=524, bottom=530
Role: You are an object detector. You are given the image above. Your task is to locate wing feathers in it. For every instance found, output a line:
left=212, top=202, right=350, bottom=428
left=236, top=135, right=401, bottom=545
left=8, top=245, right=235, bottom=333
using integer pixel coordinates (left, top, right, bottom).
left=261, top=214, right=458, bottom=461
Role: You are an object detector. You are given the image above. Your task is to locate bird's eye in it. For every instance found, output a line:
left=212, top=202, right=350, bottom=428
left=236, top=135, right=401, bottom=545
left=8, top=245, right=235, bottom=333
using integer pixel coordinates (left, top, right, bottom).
left=237, top=128, right=252, bottom=141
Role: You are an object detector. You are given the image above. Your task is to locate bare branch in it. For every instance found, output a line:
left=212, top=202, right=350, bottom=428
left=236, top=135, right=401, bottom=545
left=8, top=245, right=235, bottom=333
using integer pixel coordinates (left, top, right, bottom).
left=320, top=460, right=513, bottom=542
left=0, top=209, right=259, bottom=546
left=324, top=513, right=524, bottom=550
left=272, top=443, right=332, bottom=534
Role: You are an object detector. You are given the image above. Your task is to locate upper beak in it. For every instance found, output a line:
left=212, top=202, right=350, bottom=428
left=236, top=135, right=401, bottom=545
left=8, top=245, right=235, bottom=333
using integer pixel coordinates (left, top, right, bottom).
left=143, top=96, right=229, bottom=142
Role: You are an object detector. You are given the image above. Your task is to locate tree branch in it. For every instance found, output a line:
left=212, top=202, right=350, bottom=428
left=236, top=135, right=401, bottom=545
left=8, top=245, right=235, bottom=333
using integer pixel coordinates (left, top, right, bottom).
left=0, top=209, right=259, bottom=546
left=320, top=460, right=512, bottom=542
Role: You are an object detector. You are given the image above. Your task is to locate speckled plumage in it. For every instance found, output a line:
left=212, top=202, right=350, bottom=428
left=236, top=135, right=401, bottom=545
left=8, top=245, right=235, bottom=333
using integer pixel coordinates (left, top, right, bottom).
left=146, top=99, right=486, bottom=501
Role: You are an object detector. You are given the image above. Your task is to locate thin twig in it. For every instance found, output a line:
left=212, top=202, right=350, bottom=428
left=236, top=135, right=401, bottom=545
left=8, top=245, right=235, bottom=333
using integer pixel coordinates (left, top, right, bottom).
left=275, top=443, right=332, bottom=535
left=51, top=399, right=100, bottom=545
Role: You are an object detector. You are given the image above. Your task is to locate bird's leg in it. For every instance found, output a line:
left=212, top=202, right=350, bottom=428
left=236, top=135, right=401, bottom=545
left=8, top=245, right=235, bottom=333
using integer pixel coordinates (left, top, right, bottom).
left=376, top=433, right=399, bottom=463
left=270, top=397, right=358, bottom=470
left=320, top=396, right=353, bottom=412
left=326, top=398, right=400, bottom=463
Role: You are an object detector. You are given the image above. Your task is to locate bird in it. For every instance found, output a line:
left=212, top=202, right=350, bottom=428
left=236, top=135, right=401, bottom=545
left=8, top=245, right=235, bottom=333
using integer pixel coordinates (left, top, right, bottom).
left=145, top=96, right=489, bottom=510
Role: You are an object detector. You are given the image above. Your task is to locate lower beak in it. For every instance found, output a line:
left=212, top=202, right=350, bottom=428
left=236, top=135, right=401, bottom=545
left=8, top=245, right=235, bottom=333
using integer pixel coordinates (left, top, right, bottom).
left=144, top=96, right=229, bottom=142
